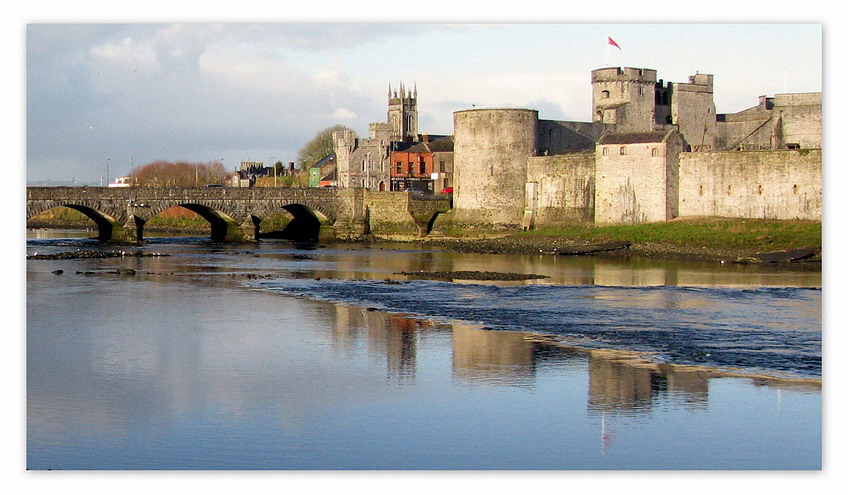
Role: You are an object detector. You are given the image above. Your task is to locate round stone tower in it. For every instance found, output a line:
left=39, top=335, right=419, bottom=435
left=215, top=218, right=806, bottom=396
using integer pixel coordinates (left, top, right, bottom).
left=451, top=108, right=538, bottom=229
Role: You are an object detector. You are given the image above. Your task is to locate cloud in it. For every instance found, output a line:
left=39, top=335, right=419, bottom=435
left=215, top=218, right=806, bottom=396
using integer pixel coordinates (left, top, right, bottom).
left=330, top=108, right=357, bottom=120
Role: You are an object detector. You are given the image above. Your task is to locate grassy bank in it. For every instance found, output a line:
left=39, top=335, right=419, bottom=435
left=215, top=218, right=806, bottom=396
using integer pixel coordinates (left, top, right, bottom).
left=518, top=218, right=821, bottom=253
left=428, top=218, right=822, bottom=262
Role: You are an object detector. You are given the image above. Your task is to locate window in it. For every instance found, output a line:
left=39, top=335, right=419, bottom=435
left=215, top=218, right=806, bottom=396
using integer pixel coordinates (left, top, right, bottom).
left=440, top=161, right=446, bottom=173
left=651, top=148, right=659, bottom=157
left=601, top=90, right=610, bottom=99
left=396, top=162, right=402, bottom=174
left=419, top=162, right=426, bottom=175
left=620, top=147, right=627, bottom=155
left=408, top=162, right=414, bottom=174
left=602, top=147, right=609, bottom=156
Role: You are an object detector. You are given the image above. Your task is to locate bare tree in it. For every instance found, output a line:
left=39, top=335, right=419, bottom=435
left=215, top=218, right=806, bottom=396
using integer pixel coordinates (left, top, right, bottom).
left=131, top=160, right=226, bottom=187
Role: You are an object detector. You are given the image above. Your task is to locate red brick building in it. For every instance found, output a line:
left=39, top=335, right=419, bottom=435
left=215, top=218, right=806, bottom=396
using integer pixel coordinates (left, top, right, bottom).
left=390, top=135, right=453, bottom=193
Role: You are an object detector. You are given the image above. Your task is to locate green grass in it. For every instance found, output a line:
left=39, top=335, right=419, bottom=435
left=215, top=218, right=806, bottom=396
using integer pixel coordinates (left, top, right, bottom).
left=516, top=219, right=821, bottom=252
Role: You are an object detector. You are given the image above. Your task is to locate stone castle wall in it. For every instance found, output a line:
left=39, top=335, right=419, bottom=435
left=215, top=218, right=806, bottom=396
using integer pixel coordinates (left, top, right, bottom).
left=594, top=133, right=682, bottom=225
left=678, top=149, right=821, bottom=220
left=525, top=153, right=595, bottom=226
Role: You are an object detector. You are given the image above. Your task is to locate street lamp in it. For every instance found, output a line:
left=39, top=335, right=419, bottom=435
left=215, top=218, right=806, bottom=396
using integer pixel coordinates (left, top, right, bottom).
left=106, top=158, right=110, bottom=187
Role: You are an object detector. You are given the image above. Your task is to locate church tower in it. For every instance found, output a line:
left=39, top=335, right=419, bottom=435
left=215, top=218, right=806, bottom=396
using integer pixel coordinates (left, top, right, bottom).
left=387, top=83, right=418, bottom=142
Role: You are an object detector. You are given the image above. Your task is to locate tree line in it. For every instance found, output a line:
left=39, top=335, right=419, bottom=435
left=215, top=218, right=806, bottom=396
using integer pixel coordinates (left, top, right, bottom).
left=126, top=125, right=352, bottom=187
left=129, top=160, right=227, bottom=187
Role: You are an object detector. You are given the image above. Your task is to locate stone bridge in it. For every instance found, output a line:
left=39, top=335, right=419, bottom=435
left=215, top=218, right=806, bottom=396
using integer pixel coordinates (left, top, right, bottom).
left=26, top=186, right=451, bottom=242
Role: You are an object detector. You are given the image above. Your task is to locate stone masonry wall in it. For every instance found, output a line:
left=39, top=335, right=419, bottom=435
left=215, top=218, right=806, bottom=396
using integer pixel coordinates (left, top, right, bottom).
left=678, top=149, right=821, bottom=220
left=452, top=108, right=538, bottom=229
left=526, top=153, right=595, bottom=226
left=594, top=141, right=674, bottom=225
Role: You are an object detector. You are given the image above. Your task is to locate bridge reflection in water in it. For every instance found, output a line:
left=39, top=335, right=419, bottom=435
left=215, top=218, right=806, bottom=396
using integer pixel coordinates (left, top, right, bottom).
left=26, top=186, right=450, bottom=242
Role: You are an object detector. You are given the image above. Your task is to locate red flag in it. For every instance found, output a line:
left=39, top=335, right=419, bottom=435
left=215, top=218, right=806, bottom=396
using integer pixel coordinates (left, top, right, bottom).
left=608, top=36, right=621, bottom=50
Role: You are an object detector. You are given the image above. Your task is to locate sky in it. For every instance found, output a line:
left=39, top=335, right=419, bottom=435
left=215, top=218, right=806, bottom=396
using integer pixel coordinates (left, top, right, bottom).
left=20, top=16, right=823, bottom=185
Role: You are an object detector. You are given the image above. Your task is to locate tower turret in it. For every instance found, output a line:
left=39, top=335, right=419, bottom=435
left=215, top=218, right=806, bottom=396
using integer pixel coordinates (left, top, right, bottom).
left=387, top=82, right=418, bottom=142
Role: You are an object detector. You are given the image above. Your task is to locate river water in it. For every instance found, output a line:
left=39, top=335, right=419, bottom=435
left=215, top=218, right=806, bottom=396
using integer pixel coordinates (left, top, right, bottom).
left=26, top=230, right=822, bottom=470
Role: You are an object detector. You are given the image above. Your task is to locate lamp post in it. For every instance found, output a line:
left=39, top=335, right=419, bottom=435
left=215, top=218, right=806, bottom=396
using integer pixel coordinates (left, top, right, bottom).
left=106, top=158, right=110, bottom=187
left=129, top=155, right=134, bottom=187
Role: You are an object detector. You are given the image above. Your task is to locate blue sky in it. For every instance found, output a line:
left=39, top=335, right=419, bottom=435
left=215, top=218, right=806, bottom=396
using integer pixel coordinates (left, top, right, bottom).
left=14, top=6, right=826, bottom=185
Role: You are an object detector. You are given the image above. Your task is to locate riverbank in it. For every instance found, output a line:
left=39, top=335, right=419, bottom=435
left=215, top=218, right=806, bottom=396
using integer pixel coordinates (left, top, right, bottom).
left=415, top=218, right=822, bottom=267
left=28, top=212, right=822, bottom=267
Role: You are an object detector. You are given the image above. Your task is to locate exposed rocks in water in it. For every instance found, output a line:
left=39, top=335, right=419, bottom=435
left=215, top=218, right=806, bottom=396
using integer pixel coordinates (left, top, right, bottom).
left=556, top=241, right=631, bottom=255
left=113, top=268, right=136, bottom=276
left=396, top=270, right=550, bottom=281
left=27, top=250, right=170, bottom=260
left=51, top=270, right=63, bottom=275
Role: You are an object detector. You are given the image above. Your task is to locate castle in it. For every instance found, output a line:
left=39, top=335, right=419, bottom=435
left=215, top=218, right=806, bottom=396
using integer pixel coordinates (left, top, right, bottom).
left=333, top=67, right=821, bottom=229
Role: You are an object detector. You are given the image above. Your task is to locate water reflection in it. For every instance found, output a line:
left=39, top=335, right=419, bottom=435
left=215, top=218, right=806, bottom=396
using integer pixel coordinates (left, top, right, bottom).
left=26, top=232, right=822, bottom=469
left=327, top=304, right=819, bottom=412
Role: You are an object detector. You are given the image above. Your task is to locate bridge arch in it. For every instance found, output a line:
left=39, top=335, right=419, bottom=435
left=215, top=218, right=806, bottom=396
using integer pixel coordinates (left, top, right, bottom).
left=27, top=202, right=130, bottom=242
left=250, top=200, right=337, bottom=241
left=142, top=201, right=246, bottom=242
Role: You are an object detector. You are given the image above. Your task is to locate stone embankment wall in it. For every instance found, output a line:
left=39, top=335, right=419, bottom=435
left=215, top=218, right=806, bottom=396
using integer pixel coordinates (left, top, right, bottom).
left=363, top=191, right=450, bottom=237
left=678, top=149, right=821, bottom=220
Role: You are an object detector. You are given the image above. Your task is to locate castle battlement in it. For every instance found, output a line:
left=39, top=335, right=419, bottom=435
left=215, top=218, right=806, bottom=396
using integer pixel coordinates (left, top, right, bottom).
left=591, top=67, right=657, bottom=84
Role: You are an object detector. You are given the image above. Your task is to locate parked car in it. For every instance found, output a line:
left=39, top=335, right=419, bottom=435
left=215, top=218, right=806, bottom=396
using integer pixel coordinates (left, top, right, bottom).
left=440, top=187, right=453, bottom=195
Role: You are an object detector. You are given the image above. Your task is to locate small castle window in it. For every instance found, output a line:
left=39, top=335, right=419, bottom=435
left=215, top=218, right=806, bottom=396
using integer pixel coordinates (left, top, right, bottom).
left=786, top=143, right=800, bottom=149
left=602, top=147, right=609, bottom=156
left=601, top=90, right=610, bottom=99
left=620, top=147, right=627, bottom=155
left=651, top=148, right=659, bottom=157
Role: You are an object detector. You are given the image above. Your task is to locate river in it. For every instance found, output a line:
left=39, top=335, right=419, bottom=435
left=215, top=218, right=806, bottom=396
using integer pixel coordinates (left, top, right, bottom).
left=26, top=229, right=821, bottom=470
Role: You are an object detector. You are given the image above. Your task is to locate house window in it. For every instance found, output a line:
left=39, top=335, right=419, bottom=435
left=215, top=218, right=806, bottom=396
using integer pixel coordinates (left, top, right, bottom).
left=651, top=148, right=659, bottom=157
left=439, top=161, right=446, bottom=173
left=396, top=162, right=402, bottom=174
left=601, top=90, right=610, bottom=99
left=419, top=162, right=426, bottom=175
left=620, top=147, right=627, bottom=155
left=602, top=147, right=609, bottom=156
left=408, top=162, right=414, bottom=174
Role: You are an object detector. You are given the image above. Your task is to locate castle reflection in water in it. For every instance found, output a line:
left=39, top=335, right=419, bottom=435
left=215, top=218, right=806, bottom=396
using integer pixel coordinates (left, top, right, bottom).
left=328, top=304, right=760, bottom=416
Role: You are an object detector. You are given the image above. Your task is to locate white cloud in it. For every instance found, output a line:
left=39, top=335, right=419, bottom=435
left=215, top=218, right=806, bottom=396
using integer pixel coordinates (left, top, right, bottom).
left=89, top=37, right=158, bottom=68
left=330, top=108, right=356, bottom=120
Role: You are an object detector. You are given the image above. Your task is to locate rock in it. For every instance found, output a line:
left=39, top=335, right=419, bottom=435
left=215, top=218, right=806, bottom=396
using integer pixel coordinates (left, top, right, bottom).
left=396, top=270, right=549, bottom=281
left=735, top=247, right=817, bottom=264
left=114, top=268, right=136, bottom=276
left=51, top=269, right=63, bottom=275
left=556, top=241, right=632, bottom=255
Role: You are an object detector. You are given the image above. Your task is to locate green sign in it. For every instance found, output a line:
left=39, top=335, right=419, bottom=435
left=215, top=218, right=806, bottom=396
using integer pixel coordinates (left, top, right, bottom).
left=308, top=167, right=321, bottom=187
